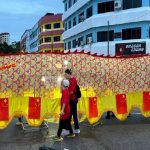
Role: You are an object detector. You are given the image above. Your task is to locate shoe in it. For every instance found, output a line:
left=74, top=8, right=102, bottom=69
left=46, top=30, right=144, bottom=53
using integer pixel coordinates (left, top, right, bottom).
left=66, top=134, right=75, bottom=138
left=16, top=121, right=23, bottom=126
left=61, top=129, right=70, bottom=136
left=111, top=113, right=115, bottom=117
left=53, top=136, right=63, bottom=141
left=39, top=145, right=55, bottom=150
left=128, top=114, right=131, bottom=117
left=40, top=121, right=46, bottom=127
left=105, top=116, right=110, bottom=119
left=74, top=129, right=80, bottom=134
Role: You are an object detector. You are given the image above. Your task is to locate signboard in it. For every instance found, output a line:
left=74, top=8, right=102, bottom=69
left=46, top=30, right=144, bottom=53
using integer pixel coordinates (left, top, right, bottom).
left=116, top=42, right=146, bottom=56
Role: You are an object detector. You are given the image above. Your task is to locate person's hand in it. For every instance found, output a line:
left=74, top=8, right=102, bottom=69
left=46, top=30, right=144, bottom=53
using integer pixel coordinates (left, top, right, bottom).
left=60, top=110, right=65, bottom=116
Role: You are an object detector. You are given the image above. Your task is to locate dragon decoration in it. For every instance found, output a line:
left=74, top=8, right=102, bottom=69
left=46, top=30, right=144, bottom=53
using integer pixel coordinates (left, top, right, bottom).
left=0, top=52, right=149, bottom=129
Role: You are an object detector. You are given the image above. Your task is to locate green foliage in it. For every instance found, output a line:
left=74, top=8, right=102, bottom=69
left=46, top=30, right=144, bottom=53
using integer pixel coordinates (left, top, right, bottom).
left=0, top=42, right=20, bottom=54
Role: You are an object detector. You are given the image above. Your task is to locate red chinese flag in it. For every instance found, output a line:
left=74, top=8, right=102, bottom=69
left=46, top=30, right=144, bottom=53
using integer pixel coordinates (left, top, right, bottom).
left=89, top=97, right=98, bottom=118
left=116, top=94, right=127, bottom=114
left=143, top=92, right=150, bottom=111
left=0, top=98, right=9, bottom=121
left=28, top=97, right=41, bottom=119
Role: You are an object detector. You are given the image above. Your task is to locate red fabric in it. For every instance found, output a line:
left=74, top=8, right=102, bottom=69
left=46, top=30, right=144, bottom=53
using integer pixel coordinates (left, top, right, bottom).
left=89, top=97, right=98, bottom=118
left=60, top=88, right=70, bottom=120
left=0, top=98, right=9, bottom=121
left=28, top=97, right=41, bottom=119
left=116, top=94, right=127, bottom=114
left=69, top=76, right=77, bottom=101
left=143, top=92, right=150, bottom=111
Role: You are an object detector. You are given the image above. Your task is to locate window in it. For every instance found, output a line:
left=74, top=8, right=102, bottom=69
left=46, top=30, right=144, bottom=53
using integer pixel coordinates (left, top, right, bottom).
left=73, top=0, right=77, bottom=4
left=65, top=23, right=68, bottom=31
left=72, top=39, right=77, bottom=48
left=149, top=27, right=150, bottom=38
left=97, top=30, right=114, bottom=42
left=54, top=36, right=61, bottom=42
left=53, top=23, right=60, bottom=29
left=122, top=27, right=141, bottom=40
left=40, top=26, right=43, bottom=32
left=68, top=0, right=72, bottom=8
left=30, top=41, right=38, bottom=48
left=78, top=36, right=84, bottom=46
left=68, top=20, right=71, bottom=29
left=79, top=12, right=84, bottom=23
left=65, top=3, right=67, bottom=11
left=98, top=1, right=114, bottom=14
left=45, top=24, right=51, bottom=29
left=73, top=17, right=76, bottom=26
left=65, top=43, right=67, bottom=50
left=68, top=41, right=71, bottom=49
left=86, top=7, right=93, bottom=19
left=123, top=0, right=142, bottom=10
left=39, top=39, right=43, bottom=44
left=45, top=37, right=51, bottom=42
left=86, top=33, right=93, bottom=44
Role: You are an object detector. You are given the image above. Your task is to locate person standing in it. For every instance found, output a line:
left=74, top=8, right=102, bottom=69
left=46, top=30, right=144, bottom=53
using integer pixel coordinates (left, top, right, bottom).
left=65, top=69, right=80, bottom=134
left=53, top=79, right=75, bottom=141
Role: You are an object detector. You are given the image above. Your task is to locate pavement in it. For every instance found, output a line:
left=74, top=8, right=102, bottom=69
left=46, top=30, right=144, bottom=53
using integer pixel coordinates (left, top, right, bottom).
left=0, top=112, right=150, bottom=150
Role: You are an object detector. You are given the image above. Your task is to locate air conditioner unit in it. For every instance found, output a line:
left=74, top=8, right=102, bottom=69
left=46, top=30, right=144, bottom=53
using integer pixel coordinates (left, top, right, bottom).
left=114, top=0, right=122, bottom=9
left=87, top=37, right=92, bottom=44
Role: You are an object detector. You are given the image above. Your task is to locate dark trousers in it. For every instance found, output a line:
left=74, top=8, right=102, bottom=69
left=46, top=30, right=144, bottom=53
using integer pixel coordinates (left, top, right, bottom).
left=57, top=118, right=73, bottom=137
left=70, top=100, right=79, bottom=129
left=18, top=117, right=22, bottom=122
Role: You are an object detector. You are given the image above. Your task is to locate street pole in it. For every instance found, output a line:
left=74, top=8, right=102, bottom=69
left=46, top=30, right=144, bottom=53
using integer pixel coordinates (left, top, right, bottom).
left=107, top=20, right=110, bottom=117
left=107, top=20, right=110, bottom=56
left=51, top=31, right=53, bottom=53
left=51, top=35, right=54, bottom=53
left=52, top=38, right=53, bottom=52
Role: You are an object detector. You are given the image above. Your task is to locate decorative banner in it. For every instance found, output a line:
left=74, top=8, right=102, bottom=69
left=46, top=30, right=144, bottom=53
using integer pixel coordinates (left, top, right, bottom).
left=89, top=97, right=98, bottom=118
left=0, top=98, right=9, bottom=121
left=0, top=53, right=149, bottom=129
left=143, top=92, right=150, bottom=111
left=116, top=94, right=127, bottom=114
left=28, top=97, right=41, bottom=119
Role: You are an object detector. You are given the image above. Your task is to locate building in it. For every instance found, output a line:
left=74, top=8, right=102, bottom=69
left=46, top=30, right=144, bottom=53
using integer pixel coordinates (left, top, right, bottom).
left=29, top=23, right=39, bottom=53
left=0, top=32, right=10, bottom=45
left=38, top=13, right=64, bottom=52
left=12, top=41, right=19, bottom=49
left=20, top=29, right=31, bottom=52
left=21, top=13, right=64, bottom=53
left=62, top=0, right=150, bottom=56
